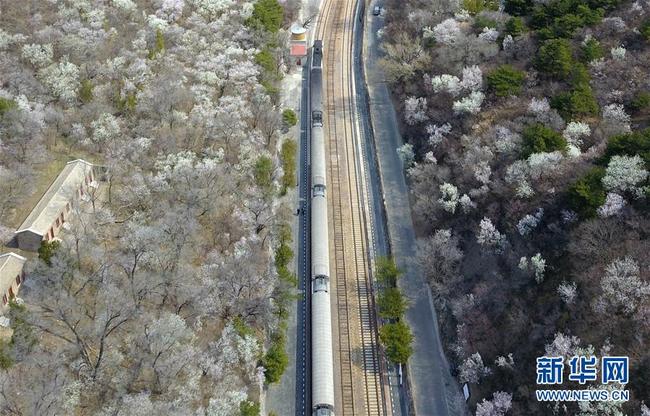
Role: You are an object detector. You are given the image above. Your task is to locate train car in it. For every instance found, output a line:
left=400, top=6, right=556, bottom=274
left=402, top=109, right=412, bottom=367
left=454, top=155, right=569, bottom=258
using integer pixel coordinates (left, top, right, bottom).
left=311, top=125, right=326, bottom=196
left=311, top=195, right=329, bottom=291
left=311, top=40, right=323, bottom=128
left=310, top=39, right=335, bottom=416
left=311, top=290, right=335, bottom=416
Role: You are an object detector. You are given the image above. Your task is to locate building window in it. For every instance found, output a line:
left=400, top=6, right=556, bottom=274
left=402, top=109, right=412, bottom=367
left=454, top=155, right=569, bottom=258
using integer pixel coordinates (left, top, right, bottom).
left=16, top=274, right=21, bottom=285
left=2, top=294, right=6, bottom=305
left=56, top=217, right=60, bottom=227
left=67, top=202, right=71, bottom=212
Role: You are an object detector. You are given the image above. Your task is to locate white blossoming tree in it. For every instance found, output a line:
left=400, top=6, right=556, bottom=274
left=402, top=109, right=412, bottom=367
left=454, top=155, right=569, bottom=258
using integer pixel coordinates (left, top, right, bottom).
left=438, top=183, right=460, bottom=213
left=557, top=281, right=578, bottom=305
left=453, top=91, right=485, bottom=115
left=602, top=155, right=648, bottom=198
left=477, top=217, right=506, bottom=253
left=595, top=257, right=650, bottom=316
left=475, top=391, right=513, bottom=416
left=433, top=18, right=461, bottom=45
left=459, top=352, right=492, bottom=384
left=404, top=96, right=429, bottom=125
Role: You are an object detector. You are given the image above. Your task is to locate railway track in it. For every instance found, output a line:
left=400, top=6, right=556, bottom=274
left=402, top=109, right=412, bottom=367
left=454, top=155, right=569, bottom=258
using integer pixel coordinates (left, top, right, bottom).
left=314, top=0, right=386, bottom=414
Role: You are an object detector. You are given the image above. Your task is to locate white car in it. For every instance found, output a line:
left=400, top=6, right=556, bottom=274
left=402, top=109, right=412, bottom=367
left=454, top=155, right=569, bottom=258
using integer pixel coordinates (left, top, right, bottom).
left=373, top=5, right=381, bottom=16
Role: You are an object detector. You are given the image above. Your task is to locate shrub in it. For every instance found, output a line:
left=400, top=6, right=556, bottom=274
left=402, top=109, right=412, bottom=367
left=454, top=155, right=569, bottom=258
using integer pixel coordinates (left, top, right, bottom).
left=521, top=123, right=568, bottom=157
left=535, top=39, right=573, bottom=79
left=641, top=19, right=650, bottom=41
left=240, top=400, right=260, bottom=416
left=262, top=332, right=288, bottom=383
left=629, top=92, right=650, bottom=113
left=487, top=65, right=526, bottom=97
left=79, top=79, right=93, bottom=103
left=463, top=0, right=499, bottom=15
left=38, top=240, right=61, bottom=266
left=282, top=109, right=297, bottom=127
left=473, top=15, right=498, bottom=31
left=567, top=167, right=606, bottom=218
left=254, top=155, right=274, bottom=191
left=550, top=65, right=599, bottom=119
left=377, top=287, right=407, bottom=319
left=0, top=341, right=12, bottom=369
left=0, top=97, right=17, bottom=115
left=249, top=0, right=284, bottom=33
left=280, top=139, right=297, bottom=192
left=380, top=321, right=414, bottom=364
left=375, top=256, right=401, bottom=286
left=504, top=0, right=532, bottom=15
left=600, top=129, right=650, bottom=167
left=504, top=17, right=525, bottom=37
left=255, top=49, right=276, bottom=75
left=580, top=38, right=603, bottom=62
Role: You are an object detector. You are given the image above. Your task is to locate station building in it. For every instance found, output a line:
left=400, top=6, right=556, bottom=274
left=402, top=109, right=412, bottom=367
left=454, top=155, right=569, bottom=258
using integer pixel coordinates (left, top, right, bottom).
left=15, top=159, right=96, bottom=252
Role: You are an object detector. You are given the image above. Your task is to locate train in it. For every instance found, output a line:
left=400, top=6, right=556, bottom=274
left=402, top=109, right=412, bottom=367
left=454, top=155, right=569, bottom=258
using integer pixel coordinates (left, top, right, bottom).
left=310, top=40, right=335, bottom=416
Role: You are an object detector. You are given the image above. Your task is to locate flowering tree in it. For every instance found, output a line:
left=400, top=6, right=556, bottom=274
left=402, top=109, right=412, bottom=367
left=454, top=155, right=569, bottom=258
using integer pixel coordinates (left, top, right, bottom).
left=453, top=91, right=485, bottom=115
left=602, top=155, right=648, bottom=198
left=438, top=183, right=460, bottom=213
left=39, top=61, right=80, bottom=104
left=595, top=257, right=649, bottom=316
left=430, top=74, right=461, bottom=96
left=558, top=281, right=578, bottom=305
left=404, top=96, right=428, bottom=125
left=475, top=391, right=513, bottom=416
left=459, top=352, right=491, bottom=384
left=433, top=18, right=461, bottom=45
left=477, top=217, right=506, bottom=253
left=602, top=104, right=631, bottom=136
left=597, top=193, right=626, bottom=217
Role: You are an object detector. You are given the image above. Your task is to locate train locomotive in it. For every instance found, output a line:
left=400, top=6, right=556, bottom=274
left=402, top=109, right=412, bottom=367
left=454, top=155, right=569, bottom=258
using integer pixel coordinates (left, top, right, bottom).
left=310, top=40, right=336, bottom=416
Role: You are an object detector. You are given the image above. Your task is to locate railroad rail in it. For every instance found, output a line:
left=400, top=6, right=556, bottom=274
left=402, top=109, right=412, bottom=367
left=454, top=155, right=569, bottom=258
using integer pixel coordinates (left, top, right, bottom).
left=314, top=0, right=386, bottom=414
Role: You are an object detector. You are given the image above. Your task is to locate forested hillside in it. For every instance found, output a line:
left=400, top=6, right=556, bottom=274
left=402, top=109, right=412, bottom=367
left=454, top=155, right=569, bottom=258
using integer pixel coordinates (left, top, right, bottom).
left=379, top=0, right=649, bottom=414
left=0, top=0, right=298, bottom=414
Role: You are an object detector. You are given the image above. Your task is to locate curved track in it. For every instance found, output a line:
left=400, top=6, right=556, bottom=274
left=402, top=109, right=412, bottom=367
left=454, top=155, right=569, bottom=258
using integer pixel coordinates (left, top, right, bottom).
left=314, top=0, right=387, bottom=414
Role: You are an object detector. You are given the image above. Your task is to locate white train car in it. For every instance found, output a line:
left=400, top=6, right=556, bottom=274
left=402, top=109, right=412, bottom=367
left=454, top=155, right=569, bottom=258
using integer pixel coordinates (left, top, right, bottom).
left=310, top=39, right=335, bottom=416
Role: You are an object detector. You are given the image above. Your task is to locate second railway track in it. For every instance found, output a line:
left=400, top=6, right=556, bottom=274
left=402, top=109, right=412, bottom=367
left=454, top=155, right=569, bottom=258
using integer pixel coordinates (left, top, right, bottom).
left=314, top=0, right=386, bottom=414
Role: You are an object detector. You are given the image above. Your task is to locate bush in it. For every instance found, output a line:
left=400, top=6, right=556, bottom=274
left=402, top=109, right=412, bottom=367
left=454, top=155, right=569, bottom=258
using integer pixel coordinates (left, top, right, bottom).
left=249, top=0, right=284, bottom=33
left=380, top=321, right=414, bottom=364
left=254, top=155, right=274, bottom=192
left=521, top=123, right=568, bottom=157
left=504, top=17, right=525, bottom=37
left=504, top=0, right=532, bottom=15
left=487, top=65, right=526, bottom=97
left=550, top=65, right=599, bottom=120
left=601, top=129, right=650, bottom=167
left=0, top=97, right=17, bottom=115
left=535, top=38, right=573, bottom=79
left=629, top=92, right=650, bottom=113
left=375, top=256, right=401, bottom=286
left=280, top=139, right=297, bottom=192
left=473, top=15, right=498, bottom=31
left=377, top=287, right=407, bottom=319
left=255, top=49, right=276, bottom=75
left=79, top=79, right=93, bottom=103
left=641, top=19, right=650, bottom=41
left=282, top=109, right=298, bottom=127
left=567, top=167, right=606, bottom=218
left=0, top=341, right=12, bottom=369
left=580, top=38, right=603, bottom=62
left=464, top=0, right=499, bottom=15
left=240, top=400, right=260, bottom=416
left=38, top=240, right=61, bottom=266
left=262, top=332, right=288, bottom=383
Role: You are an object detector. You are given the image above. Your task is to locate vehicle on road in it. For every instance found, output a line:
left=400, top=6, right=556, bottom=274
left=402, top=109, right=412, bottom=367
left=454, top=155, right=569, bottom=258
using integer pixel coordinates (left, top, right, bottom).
left=373, top=6, right=381, bottom=16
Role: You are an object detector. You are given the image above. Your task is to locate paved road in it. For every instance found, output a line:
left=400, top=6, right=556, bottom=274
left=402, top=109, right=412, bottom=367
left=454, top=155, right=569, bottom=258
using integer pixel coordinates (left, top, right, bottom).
left=296, top=62, right=312, bottom=416
left=360, top=1, right=468, bottom=415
